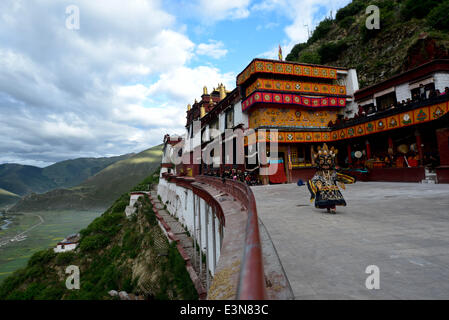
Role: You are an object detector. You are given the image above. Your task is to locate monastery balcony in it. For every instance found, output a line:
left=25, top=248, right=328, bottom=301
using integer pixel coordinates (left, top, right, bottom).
left=332, top=94, right=449, bottom=130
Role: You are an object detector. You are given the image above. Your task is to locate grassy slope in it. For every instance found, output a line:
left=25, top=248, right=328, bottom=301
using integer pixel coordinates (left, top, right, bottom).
left=0, top=164, right=55, bottom=196
left=9, top=145, right=163, bottom=212
left=0, top=154, right=133, bottom=197
left=0, top=173, right=198, bottom=300
left=0, top=188, right=21, bottom=209
left=42, top=154, right=134, bottom=189
left=286, top=0, right=449, bottom=88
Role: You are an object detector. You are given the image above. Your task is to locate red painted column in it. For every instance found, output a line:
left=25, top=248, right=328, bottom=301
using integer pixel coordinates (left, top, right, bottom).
left=436, top=128, right=449, bottom=166
left=415, top=130, right=423, bottom=166
left=365, top=140, right=372, bottom=160
left=347, top=144, right=352, bottom=165
left=388, top=136, right=394, bottom=150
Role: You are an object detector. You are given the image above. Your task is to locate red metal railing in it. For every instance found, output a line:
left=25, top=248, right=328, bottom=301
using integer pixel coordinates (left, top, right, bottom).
left=196, top=176, right=267, bottom=300
left=160, top=173, right=267, bottom=299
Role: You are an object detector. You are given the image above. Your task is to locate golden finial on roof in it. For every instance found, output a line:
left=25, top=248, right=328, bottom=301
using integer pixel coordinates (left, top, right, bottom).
left=219, top=83, right=226, bottom=100
left=187, top=104, right=191, bottom=111
left=200, top=106, right=206, bottom=118
left=203, top=86, right=208, bottom=95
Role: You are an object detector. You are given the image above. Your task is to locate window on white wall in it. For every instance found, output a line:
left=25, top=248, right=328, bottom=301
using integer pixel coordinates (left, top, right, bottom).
left=225, top=109, right=234, bottom=129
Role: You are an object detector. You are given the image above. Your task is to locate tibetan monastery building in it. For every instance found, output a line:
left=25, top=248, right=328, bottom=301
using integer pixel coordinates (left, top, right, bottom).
left=165, top=58, right=449, bottom=184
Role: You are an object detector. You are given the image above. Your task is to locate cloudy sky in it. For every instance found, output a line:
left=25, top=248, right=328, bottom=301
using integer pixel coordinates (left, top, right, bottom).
left=0, top=0, right=350, bottom=167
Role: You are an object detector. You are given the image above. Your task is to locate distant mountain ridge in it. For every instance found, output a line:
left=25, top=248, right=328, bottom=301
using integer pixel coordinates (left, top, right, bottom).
left=10, top=144, right=163, bottom=212
left=0, top=154, right=134, bottom=197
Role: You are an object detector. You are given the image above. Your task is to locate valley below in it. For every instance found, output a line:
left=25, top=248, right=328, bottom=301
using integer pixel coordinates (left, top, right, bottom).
left=0, top=209, right=103, bottom=283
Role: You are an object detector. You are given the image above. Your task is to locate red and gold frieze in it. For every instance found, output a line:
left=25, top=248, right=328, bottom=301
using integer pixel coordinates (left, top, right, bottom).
left=245, top=78, right=346, bottom=97
left=242, top=91, right=346, bottom=111
left=248, top=107, right=337, bottom=129
left=237, top=60, right=338, bottom=86
left=244, top=101, right=449, bottom=146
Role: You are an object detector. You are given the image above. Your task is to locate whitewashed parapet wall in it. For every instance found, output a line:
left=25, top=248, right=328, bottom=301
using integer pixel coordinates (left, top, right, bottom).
left=157, top=177, right=222, bottom=276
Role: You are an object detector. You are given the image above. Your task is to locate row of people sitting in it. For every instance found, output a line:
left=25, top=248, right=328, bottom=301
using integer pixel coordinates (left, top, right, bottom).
left=329, top=86, right=449, bottom=127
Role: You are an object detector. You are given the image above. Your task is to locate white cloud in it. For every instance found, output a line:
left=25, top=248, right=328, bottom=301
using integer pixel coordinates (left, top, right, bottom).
left=197, top=40, right=228, bottom=59
left=147, top=65, right=235, bottom=105
left=253, top=0, right=351, bottom=43
left=0, top=0, right=233, bottom=166
left=197, top=0, right=252, bottom=22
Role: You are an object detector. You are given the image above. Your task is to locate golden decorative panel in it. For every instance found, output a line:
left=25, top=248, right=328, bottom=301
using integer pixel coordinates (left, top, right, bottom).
left=237, top=60, right=338, bottom=85
left=248, top=107, right=337, bottom=129
left=245, top=78, right=346, bottom=97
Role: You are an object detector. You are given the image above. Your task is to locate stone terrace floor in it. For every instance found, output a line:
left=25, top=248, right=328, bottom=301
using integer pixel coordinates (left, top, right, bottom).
left=252, top=182, right=449, bottom=299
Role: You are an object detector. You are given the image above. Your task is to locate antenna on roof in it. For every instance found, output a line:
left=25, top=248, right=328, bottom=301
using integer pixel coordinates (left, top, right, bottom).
left=304, top=24, right=310, bottom=40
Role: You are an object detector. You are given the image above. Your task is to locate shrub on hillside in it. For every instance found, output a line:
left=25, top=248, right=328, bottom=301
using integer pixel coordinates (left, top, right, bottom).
left=79, top=234, right=110, bottom=251
left=338, top=16, right=355, bottom=29
left=298, top=51, right=321, bottom=64
left=285, top=43, right=308, bottom=61
left=27, top=249, right=56, bottom=267
left=80, top=211, right=124, bottom=238
left=335, top=0, right=365, bottom=22
left=427, top=1, right=449, bottom=31
left=318, top=41, right=348, bottom=63
left=308, top=18, right=334, bottom=44
left=401, top=0, right=441, bottom=20
left=55, top=251, right=76, bottom=266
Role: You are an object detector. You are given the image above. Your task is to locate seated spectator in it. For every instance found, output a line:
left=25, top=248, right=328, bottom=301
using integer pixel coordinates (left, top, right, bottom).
left=429, top=89, right=437, bottom=99
left=406, top=98, right=411, bottom=105
left=444, top=87, right=449, bottom=95
left=436, top=89, right=441, bottom=96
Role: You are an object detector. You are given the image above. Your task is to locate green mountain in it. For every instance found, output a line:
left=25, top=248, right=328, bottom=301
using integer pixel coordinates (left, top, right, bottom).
left=286, top=0, right=449, bottom=88
left=0, top=164, right=56, bottom=196
left=42, top=155, right=134, bottom=189
left=0, top=154, right=133, bottom=196
left=0, top=188, right=20, bottom=209
left=0, top=172, right=197, bottom=300
left=9, top=145, right=163, bottom=212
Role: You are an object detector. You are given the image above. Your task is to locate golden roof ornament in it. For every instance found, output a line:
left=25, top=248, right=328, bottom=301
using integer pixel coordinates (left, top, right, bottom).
left=218, top=83, right=226, bottom=100
left=200, top=106, right=206, bottom=118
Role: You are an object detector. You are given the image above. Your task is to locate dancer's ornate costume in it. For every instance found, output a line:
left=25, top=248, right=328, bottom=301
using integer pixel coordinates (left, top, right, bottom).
left=307, top=144, right=355, bottom=213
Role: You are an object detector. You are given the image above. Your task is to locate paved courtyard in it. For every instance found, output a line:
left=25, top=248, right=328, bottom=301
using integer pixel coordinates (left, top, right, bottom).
left=252, top=182, right=449, bottom=299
